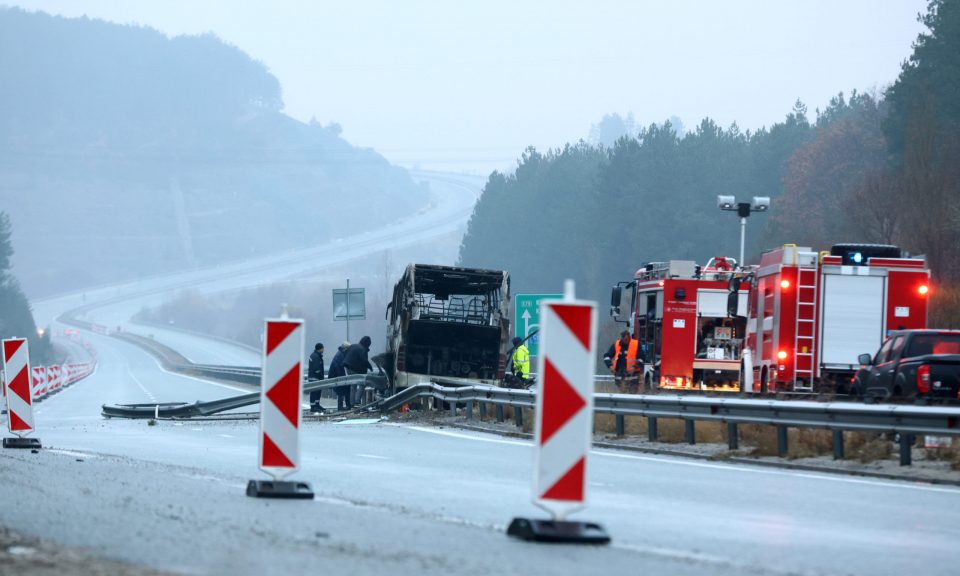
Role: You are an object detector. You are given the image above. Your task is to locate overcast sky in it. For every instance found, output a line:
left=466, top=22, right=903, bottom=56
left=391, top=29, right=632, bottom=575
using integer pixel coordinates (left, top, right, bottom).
left=13, top=1, right=929, bottom=173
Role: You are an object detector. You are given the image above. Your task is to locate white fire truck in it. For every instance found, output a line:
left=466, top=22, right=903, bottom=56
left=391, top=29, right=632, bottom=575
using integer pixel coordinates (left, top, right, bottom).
left=610, top=256, right=752, bottom=391
left=744, top=243, right=929, bottom=393
left=610, top=244, right=930, bottom=394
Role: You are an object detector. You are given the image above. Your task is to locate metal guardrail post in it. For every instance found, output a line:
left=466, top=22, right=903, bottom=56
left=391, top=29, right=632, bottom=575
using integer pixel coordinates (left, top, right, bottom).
left=685, top=420, right=696, bottom=445
left=616, top=415, right=625, bottom=437
left=496, top=404, right=504, bottom=423
left=777, top=426, right=789, bottom=457
left=515, top=407, right=523, bottom=428
left=899, top=433, right=914, bottom=466
left=727, top=422, right=738, bottom=450
left=480, top=402, right=487, bottom=420
left=833, top=430, right=844, bottom=460
left=648, top=417, right=658, bottom=441
left=466, top=401, right=474, bottom=420
left=450, top=401, right=457, bottom=417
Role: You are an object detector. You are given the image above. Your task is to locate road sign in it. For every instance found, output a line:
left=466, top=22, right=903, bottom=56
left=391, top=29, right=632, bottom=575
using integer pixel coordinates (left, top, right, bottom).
left=249, top=318, right=313, bottom=499
left=514, top=294, right=561, bottom=356
left=333, top=288, right=366, bottom=320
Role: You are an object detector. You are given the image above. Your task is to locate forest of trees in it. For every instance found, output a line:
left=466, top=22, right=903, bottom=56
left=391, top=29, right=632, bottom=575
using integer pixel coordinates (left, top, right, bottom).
left=459, top=0, right=960, bottom=327
left=0, top=8, right=427, bottom=298
left=0, top=212, right=51, bottom=361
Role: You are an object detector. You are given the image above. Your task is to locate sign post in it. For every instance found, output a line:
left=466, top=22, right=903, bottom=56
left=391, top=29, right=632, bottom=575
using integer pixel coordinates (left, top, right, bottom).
left=2, top=338, right=42, bottom=449
left=247, top=318, right=313, bottom=499
left=508, top=281, right=609, bottom=543
left=514, top=293, right=562, bottom=358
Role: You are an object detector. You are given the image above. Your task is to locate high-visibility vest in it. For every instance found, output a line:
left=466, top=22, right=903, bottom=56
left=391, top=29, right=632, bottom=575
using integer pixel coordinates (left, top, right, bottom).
left=513, top=344, right=530, bottom=376
left=612, top=339, right=640, bottom=374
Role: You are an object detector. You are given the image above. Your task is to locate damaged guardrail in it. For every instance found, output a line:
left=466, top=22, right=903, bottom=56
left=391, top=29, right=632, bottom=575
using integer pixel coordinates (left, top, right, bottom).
left=101, top=374, right=381, bottom=419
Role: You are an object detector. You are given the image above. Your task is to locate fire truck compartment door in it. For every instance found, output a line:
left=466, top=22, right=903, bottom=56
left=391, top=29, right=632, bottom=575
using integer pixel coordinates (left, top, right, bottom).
left=697, top=290, right=747, bottom=317
left=820, top=273, right=885, bottom=368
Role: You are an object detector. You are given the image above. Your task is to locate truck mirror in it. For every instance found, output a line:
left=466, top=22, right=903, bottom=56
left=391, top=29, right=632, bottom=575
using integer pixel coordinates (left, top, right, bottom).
left=857, top=353, right=872, bottom=366
left=610, top=286, right=622, bottom=308
left=727, top=276, right=741, bottom=293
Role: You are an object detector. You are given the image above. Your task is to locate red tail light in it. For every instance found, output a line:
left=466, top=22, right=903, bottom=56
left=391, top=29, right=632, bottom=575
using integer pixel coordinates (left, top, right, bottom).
left=917, top=364, right=930, bottom=394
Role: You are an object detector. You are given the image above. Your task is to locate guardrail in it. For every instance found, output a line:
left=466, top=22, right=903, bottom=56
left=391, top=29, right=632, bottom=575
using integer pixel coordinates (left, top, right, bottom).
left=103, top=379, right=960, bottom=467
left=101, top=374, right=379, bottom=419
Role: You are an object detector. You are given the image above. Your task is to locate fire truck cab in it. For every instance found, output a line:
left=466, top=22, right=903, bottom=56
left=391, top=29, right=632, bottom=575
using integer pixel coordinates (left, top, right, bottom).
left=611, top=258, right=751, bottom=391
left=745, top=243, right=929, bottom=393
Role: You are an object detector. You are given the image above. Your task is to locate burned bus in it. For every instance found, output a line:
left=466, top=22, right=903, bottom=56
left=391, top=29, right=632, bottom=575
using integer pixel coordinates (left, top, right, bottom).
left=385, top=264, right=511, bottom=388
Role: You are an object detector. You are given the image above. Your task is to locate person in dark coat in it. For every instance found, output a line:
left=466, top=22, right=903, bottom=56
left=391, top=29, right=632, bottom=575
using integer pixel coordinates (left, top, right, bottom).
left=329, top=341, right=351, bottom=411
left=343, top=336, right=373, bottom=406
left=308, top=342, right=325, bottom=414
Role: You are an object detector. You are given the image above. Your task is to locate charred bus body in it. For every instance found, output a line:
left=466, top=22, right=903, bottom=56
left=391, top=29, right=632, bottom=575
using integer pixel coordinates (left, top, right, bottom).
left=385, top=264, right=511, bottom=388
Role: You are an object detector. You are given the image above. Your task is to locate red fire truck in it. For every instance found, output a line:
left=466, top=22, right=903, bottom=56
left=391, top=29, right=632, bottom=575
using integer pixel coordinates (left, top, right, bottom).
left=610, top=256, right=752, bottom=391
left=744, top=243, right=929, bottom=393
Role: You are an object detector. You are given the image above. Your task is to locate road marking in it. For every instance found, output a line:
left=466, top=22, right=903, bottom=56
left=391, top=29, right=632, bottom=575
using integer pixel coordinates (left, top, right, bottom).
left=594, top=450, right=960, bottom=494
left=147, top=354, right=249, bottom=393
left=400, top=424, right=960, bottom=495
left=46, top=449, right=100, bottom=459
left=219, top=434, right=235, bottom=439
left=128, top=368, right=156, bottom=402
left=397, top=425, right=529, bottom=447
left=356, top=453, right=389, bottom=460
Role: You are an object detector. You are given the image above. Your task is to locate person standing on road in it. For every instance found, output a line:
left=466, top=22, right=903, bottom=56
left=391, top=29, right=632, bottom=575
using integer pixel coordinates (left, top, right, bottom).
left=603, top=330, right=643, bottom=393
left=308, top=342, right=325, bottom=414
left=344, top=336, right=373, bottom=406
left=329, top=341, right=351, bottom=411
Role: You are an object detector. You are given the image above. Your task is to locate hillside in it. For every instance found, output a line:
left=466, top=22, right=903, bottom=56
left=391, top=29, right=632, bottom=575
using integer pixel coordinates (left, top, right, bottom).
left=0, top=8, right=427, bottom=297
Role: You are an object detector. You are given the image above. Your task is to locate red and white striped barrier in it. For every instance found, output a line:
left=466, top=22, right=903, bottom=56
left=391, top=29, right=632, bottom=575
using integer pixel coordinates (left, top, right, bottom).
left=247, top=318, right=313, bottom=499
left=2, top=338, right=42, bottom=449
left=508, top=281, right=608, bottom=543
left=47, top=365, right=61, bottom=394
left=32, top=366, right=46, bottom=400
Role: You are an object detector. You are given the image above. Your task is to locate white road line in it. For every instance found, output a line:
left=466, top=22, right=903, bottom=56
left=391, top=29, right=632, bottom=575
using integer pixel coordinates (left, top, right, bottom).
left=45, top=449, right=100, bottom=459
left=146, top=354, right=249, bottom=393
left=356, top=453, right=389, bottom=460
left=400, top=424, right=960, bottom=494
left=127, top=368, right=156, bottom=402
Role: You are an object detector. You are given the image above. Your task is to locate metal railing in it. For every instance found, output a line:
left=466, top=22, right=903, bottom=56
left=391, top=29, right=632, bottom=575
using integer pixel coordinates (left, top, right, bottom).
left=97, top=327, right=960, bottom=467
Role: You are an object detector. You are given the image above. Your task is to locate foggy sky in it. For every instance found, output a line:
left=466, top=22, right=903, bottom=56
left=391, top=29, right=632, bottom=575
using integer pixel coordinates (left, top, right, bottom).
left=11, top=0, right=928, bottom=173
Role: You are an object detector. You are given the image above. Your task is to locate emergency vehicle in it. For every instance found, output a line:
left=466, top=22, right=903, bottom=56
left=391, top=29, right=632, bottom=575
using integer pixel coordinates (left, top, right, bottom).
left=610, top=256, right=752, bottom=391
left=745, top=243, right=929, bottom=393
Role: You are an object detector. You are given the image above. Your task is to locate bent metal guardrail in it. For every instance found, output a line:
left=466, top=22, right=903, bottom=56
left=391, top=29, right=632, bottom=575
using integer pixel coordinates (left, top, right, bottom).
left=101, top=375, right=375, bottom=419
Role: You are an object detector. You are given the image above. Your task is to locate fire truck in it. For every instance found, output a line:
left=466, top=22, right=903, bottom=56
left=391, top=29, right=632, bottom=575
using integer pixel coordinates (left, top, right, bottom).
left=610, top=243, right=930, bottom=394
left=744, top=243, right=929, bottom=393
left=610, top=256, right=752, bottom=391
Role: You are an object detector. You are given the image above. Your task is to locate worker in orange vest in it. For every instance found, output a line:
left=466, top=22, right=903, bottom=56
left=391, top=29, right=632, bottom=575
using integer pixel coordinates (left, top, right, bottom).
left=604, top=330, right=643, bottom=393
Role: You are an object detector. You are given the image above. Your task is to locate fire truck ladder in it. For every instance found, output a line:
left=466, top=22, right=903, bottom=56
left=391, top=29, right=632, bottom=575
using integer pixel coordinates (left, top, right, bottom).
left=793, top=266, right=818, bottom=391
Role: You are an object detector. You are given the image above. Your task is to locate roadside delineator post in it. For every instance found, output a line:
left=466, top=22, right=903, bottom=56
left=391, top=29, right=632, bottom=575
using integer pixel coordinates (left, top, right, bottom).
left=247, top=318, right=314, bottom=499
left=2, top=338, right=42, bottom=449
left=507, top=280, right=609, bottom=544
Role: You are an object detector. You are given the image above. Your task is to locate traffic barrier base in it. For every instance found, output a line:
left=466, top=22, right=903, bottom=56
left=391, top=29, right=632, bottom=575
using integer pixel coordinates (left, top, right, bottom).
left=246, top=479, right=314, bottom=499
left=3, top=437, right=42, bottom=449
left=507, top=518, right=610, bottom=544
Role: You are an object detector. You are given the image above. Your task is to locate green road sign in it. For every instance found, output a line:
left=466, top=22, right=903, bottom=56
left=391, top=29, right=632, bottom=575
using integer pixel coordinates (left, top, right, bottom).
left=514, top=293, right=562, bottom=357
